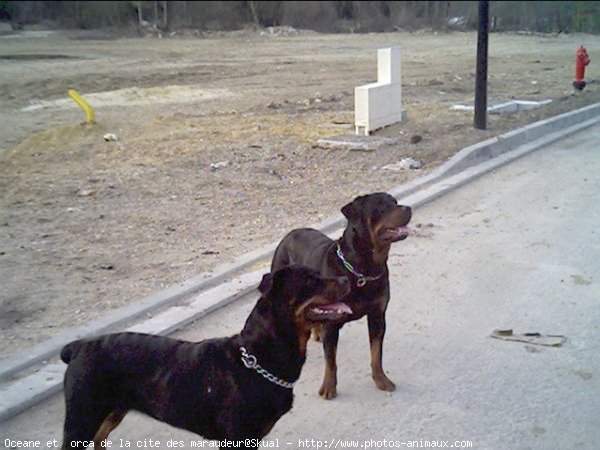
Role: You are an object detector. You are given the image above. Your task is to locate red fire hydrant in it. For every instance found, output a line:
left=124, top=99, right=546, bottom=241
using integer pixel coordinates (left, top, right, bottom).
left=573, top=45, right=590, bottom=91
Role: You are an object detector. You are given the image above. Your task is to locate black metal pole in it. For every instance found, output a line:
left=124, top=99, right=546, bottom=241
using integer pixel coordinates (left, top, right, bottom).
left=474, top=0, right=489, bottom=130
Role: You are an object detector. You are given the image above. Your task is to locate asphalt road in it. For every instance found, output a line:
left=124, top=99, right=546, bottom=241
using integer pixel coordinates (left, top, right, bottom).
left=1, top=124, right=598, bottom=449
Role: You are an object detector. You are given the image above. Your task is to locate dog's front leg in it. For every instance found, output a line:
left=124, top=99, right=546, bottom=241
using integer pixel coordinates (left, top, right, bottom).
left=318, top=323, right=341, bottom=399
left=368, top=305, right=396, bottom=392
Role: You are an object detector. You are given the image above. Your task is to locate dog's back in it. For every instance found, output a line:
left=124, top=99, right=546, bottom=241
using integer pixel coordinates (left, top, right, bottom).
left=62, top=333, right=227, bottom=399
left=271, top=228, right=334, bottom=274
left=61, top=333, right=241, bottom=445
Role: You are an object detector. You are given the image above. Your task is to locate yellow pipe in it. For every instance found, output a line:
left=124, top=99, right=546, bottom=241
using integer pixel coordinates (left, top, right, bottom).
left=68, top=89, right=95, bottom=123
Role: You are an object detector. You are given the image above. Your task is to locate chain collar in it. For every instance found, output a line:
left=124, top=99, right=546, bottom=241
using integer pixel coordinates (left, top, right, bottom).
left=336, top=242, right=383, bottom=287
left=239, top=346, right=295, bottom=389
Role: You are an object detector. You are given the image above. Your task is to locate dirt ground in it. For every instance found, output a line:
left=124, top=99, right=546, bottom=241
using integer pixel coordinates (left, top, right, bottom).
left=1, top=27, right=598, bottom=359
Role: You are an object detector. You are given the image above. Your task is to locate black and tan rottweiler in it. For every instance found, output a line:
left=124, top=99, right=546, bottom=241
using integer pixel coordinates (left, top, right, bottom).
left=60, top=265, right=350, bottom=449
left=271, top=192, right=411, bottom=399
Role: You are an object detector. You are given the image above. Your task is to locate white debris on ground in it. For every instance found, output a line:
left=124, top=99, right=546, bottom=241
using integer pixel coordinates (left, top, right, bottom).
left=451, top=99, right=553, bottom=114
left=103, top=133, right=118, bottom=142
left=381, top=157, right=422, bottom=171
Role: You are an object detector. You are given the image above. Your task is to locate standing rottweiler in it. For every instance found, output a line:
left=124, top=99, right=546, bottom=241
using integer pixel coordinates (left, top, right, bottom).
left=60, top=265, right=350, bottom=449
left=271, top=193, right=411, bottom=399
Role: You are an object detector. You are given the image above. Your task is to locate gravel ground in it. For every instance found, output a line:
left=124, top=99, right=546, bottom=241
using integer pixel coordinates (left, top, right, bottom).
left=1, top=27, right=599, bottom=358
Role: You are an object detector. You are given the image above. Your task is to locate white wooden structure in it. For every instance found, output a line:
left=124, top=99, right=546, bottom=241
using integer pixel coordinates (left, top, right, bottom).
left=354, top=47, right=403, bottom=135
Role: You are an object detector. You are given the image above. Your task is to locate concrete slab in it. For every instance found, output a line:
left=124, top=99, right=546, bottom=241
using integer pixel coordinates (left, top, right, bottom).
left=315, top=134, right=396, bottom=151
left=355, top=47, right=404, bottom=135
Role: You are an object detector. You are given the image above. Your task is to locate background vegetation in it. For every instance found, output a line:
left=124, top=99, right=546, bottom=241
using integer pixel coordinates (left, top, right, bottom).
left=1, top=1, right=599, bottom=34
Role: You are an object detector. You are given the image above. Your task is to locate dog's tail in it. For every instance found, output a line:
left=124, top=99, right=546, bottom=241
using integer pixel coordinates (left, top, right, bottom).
left=60, top=340, right=82, bottom=364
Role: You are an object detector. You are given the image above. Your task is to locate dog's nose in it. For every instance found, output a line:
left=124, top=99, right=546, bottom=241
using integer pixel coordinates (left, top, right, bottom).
left=399, top=205, right=412, bottom=221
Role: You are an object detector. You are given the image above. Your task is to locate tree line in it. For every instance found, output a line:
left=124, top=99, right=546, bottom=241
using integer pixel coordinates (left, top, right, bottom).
left=2, top=1, right=599, bottom=34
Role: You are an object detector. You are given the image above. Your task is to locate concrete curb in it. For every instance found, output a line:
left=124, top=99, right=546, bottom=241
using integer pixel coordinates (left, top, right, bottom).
left=1, top=103, right=598, bottom=423
left=402, top=114, right=600, bottom=208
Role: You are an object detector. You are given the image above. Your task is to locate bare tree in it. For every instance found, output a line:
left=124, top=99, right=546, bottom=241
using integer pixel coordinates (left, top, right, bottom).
left=132, top=1, right=144, bottom=26
left=248, top=1, right=260, bottom=26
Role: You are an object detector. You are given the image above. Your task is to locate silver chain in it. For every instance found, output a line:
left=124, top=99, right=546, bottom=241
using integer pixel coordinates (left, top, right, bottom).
left=239, top=346, right=295, bottom=389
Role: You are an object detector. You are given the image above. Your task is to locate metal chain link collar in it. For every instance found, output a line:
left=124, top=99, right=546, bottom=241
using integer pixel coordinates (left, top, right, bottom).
left=239, top=346, right=295, bottom=389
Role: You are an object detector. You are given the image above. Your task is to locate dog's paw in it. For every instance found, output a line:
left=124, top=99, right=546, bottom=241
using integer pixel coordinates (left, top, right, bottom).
left=318, top=383, right=337, bottom=400
left=373, top=373, right=396, bottom=392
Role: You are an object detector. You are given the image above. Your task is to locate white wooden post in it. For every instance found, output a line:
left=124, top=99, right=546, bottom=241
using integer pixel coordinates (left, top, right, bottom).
left=354, top=47, right=403, bottom=135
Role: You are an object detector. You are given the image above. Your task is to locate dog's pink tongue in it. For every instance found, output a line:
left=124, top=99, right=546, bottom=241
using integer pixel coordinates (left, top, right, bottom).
left=389, top=226, right=410, bottom=236
left=320, top=302, right=352, bottom=314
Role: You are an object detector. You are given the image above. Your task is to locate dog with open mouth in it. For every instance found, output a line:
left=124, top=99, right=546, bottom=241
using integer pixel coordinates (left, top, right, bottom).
left=60, top=265, right=350, bottom=449
left=271, top=192, right=412, bottom=399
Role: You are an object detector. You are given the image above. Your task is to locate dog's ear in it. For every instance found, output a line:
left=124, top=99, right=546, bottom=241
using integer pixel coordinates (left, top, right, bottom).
left=341, top=196, right=363, bottom=224
left=258, top=272, right=274, bottom=296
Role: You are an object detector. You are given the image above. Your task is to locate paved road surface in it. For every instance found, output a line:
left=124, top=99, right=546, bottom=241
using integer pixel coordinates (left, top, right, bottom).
left=1, top=124, right=599, bottom=449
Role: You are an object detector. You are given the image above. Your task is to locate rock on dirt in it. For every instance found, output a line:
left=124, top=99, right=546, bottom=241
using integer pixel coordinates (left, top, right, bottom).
left=381, top=158, right=422, bottom=171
